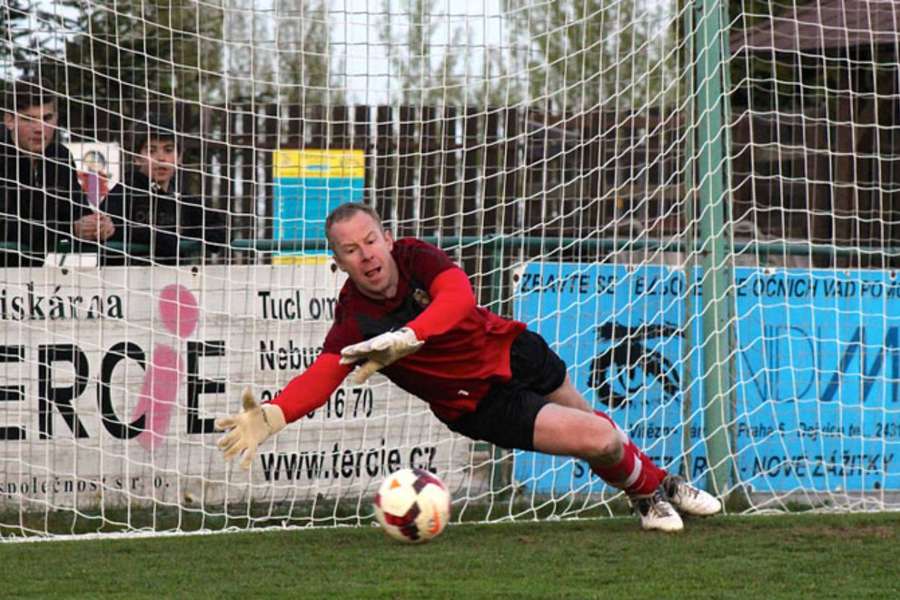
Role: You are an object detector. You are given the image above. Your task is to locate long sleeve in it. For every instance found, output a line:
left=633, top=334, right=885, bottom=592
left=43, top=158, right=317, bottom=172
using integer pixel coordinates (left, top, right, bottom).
left=105, top=184, right=153, bottom=246
left=152, top=202, right=180, bottom=262
left=40, top=145, right=91, bottom=251
left=106, top=175, right=180, bottom=263
left=55, top=146, right=92, bottom=231
left=0, top=150, right=18, bottom=247
left=270, top=353, right=352, bottom=423
left=406, top=267, right=477, bottom=341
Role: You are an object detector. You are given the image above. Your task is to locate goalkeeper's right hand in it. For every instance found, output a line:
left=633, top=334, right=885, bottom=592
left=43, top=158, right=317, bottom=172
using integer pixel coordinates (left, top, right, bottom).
left=214, top=389, right=286, bottom=470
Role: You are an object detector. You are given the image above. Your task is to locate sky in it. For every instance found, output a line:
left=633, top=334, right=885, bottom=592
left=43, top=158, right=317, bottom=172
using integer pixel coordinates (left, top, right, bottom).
left=253, top=0, right=509, bottom=104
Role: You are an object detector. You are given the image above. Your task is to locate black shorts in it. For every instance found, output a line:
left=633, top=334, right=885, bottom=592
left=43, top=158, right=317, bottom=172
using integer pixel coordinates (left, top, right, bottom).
left=442, top=329, right=567, bottom=451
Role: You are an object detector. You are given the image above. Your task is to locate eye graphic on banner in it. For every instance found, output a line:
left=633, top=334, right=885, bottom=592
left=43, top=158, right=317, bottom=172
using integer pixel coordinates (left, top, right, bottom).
left=131, top=284, right=200, bottom=452
left=0, top=265, right=468, bottom=513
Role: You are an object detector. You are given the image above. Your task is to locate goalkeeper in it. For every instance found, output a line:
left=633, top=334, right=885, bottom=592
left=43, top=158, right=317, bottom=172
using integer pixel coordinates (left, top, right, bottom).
left=216, top=202, right=720, bottom=532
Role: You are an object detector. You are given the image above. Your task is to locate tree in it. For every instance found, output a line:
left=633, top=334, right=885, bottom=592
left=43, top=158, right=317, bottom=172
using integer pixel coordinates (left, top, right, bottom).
left=0, top=1, right=77, bottom=77
left=272, top=0, right=345, bottom=108
left=47, top=1, right=226, bottom=114
left=503, top=0, right=675, bottom=113
left=218, top=0, right=344, bottom=108
left=377, top=0, right=518, bottom=106
left=220, top=0, right=277, bottom=104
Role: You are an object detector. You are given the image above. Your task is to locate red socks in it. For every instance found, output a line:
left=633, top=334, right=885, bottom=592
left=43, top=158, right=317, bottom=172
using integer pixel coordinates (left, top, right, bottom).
left=590, top=410, right=667, bottom=497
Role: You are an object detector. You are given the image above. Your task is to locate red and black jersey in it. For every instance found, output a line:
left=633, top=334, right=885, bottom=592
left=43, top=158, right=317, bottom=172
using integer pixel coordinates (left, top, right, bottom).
left=273, top=238, right=525, bottom=423
left=324, top=238, right=524, bottom=420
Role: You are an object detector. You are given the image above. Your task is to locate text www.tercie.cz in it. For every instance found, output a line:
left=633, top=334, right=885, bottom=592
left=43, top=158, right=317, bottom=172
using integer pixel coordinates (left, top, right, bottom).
left=259, top=439, right=437, bottom=481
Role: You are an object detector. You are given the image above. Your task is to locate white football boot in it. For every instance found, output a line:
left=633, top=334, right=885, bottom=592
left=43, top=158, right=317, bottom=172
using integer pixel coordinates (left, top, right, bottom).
left=633, top=489, right=683, bottom=533
left=662, top=475, right=722, bottom=516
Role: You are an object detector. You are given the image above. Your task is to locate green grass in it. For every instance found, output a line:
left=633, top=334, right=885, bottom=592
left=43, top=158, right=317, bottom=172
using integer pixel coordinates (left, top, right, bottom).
left=0, top=512, right=897, bottom=599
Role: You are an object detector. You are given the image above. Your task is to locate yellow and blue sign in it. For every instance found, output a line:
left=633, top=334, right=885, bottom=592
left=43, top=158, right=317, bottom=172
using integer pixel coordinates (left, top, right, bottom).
left=513, top=264, right=900, bottom=494
left=273, top=149, right=365, bottom=263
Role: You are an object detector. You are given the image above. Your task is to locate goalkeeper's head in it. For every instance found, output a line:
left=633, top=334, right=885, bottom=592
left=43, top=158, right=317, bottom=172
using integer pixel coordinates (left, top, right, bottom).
left=326, top=203, right=399, bottom=300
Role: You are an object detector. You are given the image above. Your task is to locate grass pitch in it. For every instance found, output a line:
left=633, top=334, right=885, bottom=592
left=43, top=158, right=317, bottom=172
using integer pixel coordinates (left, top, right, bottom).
left=0, top=512, right=897, bottom=599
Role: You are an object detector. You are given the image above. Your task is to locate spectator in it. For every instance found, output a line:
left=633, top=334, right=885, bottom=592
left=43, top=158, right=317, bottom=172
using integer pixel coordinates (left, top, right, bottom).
left=104, top=113, right=225, bottom=266
left=0, top=76, right=114, bottom=266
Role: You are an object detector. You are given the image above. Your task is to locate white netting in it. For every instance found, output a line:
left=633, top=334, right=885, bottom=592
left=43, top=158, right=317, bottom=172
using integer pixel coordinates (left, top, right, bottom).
left=0, top=0, right=898, bottom=540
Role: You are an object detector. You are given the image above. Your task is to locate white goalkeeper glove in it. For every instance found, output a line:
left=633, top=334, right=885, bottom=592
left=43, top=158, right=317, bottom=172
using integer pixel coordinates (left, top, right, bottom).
left=339, top=327, right=424, bottom=384
left=214, top=389, right=286, bottom=470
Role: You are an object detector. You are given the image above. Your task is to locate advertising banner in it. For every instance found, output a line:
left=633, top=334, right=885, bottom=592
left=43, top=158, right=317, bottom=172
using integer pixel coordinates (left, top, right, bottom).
left=513, top=263, right=900, bottom=494
left=0, top=264, right=468, bottom=508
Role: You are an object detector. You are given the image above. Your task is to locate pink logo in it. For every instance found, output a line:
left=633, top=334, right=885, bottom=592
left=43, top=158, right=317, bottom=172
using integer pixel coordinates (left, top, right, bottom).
left=131, top=284, right=199, bottom=452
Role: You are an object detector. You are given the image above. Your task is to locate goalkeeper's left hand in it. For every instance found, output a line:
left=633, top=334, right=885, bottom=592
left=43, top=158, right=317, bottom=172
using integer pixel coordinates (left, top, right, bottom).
left=339, top=327, right=424, bottom=384
left=214, top=389, right=286, bottom=470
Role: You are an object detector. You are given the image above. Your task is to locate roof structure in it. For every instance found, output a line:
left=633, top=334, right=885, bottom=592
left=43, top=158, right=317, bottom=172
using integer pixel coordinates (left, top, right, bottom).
left=730, top=0, right=900, bottom=53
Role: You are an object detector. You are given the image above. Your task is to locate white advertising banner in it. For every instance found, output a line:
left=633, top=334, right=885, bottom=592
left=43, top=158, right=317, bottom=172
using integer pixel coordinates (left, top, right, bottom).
left=0, top=265, right=470, bottom=509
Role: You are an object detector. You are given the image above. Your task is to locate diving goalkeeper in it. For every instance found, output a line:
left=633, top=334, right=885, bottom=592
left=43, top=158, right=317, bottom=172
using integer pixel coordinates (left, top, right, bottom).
left=215, top=202, right=720, bottom=532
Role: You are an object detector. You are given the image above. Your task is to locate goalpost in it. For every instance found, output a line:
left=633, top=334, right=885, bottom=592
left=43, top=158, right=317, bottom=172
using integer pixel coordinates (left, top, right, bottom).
left=1, top=0, right=898, bottom=540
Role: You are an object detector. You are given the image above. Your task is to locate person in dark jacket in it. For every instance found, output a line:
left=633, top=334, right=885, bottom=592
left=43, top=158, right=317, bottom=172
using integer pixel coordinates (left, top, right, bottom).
left=104, top=113, right=226, bottom=266
left=0, top=76, right=114, bottom=266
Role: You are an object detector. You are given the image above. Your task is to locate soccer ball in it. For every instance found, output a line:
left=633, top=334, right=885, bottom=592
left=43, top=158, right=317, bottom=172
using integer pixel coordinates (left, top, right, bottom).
left=373, top=468, right=451, bottom=543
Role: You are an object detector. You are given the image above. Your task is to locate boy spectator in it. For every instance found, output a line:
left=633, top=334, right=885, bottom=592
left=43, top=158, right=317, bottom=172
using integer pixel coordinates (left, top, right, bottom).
left=0, top=76, right=114, bottom=266
left=105, top=113, right=226, bottom=266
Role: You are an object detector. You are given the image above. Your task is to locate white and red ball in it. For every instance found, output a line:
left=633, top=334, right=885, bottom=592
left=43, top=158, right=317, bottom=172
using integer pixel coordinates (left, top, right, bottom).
left=373, top=468, right=451, bottom=543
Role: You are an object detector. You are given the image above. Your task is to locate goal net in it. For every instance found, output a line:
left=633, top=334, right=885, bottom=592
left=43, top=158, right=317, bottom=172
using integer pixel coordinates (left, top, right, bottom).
left=0, top=0, right=898, bottom=540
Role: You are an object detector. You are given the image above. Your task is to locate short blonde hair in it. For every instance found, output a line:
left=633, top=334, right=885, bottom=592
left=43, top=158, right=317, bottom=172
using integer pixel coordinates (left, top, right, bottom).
left=325, top=202, right=384, bottom=248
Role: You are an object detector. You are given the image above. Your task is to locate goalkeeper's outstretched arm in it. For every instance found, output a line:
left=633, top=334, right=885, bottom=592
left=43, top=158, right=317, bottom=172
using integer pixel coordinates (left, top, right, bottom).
left=404, top=266, right=476, bottom=340
left=215, top=354, right=350, bottom=469
left=216, top=261, right=478, bottom=466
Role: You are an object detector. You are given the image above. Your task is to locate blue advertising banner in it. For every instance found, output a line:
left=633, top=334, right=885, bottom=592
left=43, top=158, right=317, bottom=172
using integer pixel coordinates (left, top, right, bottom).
left=512, top=264, right=900, bottom=494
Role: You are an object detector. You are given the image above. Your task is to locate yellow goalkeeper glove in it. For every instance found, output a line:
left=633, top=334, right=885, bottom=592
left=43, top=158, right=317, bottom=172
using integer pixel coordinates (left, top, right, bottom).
left=214, top=389, right=286, bottom=470
left=339, top=327, right=424, bottom=384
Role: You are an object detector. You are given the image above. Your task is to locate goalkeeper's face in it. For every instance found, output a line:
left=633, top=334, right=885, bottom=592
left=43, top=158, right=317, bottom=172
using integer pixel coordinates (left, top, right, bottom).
left=330, top=211, right=399, bottom=300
